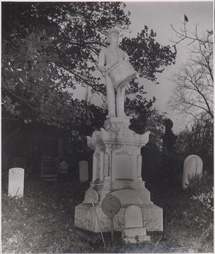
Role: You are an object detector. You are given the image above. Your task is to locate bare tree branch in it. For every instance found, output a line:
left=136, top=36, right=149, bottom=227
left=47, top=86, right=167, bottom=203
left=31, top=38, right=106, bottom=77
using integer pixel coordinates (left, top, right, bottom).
left=168, top=37, right=213, bottom=121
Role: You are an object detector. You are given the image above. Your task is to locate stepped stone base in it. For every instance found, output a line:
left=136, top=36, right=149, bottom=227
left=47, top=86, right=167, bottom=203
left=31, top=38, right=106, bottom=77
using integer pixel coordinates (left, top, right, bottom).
left=74, top=117, right=163, bottom=233
left=74, top=202, right=163, bottom=233
left=123, top=228, right=151, bottom=243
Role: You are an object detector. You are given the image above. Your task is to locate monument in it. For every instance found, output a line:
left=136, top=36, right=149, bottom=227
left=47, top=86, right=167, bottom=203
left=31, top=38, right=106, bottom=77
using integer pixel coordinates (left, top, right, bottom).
left=74, top=29, right=163, bottom=234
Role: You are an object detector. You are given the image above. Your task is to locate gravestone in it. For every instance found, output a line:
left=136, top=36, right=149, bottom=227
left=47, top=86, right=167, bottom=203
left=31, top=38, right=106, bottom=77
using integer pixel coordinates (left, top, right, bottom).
left=125, top=205, right=143, bottom=228
left=123, top=205, right=150, bottom=243
left=182, top=155, right=203, bottom=189
left=59, top=161, right=69, bottom=174
left=8, top=168, right=25, bottom=198
left=40, top=156, right=59, bottom=181
left=79, top=161, right=89, bottom=182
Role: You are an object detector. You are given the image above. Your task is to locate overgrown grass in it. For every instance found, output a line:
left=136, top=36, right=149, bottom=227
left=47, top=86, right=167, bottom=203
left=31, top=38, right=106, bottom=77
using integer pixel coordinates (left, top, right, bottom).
left=1, top=174, right=214, bottom=253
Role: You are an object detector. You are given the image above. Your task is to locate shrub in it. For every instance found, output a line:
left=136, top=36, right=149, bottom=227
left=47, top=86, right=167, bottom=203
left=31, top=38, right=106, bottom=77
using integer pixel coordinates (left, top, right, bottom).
left=191, top=189, right=214, bottom=212
left=189, top=173, right=214, bottom=212
left=188, top=172, right=213, bottom=195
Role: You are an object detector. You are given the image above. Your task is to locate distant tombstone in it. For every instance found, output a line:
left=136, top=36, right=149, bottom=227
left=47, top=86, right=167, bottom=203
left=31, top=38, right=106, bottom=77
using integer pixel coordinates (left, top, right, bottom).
left=8, top=168, right=24, bottom=198
left=182, top=155, right=203, bottom=189
left=79, top=161, right=89, bottom=182
left=40, top=156, right=59, bottom=181
left=124, top=205, right=150, bottom=243
left=59, top=161, right=69, bottom=174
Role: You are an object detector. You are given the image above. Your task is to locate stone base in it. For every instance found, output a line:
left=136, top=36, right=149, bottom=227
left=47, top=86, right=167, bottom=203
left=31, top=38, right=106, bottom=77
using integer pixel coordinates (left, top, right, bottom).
left=75, top=117, right=163, bottom=234
left=74, top=202, right=163, bottom=233
left=123, top=234, right=151, bottom=244
left=123, top=227, right=151, bottom=243
left=124, top=227, right=147, bottom=236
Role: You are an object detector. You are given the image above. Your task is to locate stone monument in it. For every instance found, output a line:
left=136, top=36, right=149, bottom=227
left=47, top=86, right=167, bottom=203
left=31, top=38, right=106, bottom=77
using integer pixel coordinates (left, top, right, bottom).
left=74, top=29, right=163, bottom=234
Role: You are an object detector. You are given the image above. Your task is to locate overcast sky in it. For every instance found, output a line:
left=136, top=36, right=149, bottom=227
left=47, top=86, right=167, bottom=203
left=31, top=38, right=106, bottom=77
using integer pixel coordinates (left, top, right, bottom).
left=120, top=1, right=213, bottom=133
left=72, top=0, right=213, bottom=133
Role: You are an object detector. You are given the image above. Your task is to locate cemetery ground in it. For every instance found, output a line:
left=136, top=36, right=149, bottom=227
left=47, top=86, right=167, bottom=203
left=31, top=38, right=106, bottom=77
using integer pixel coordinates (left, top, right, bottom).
left=1, top=173, right=213, bottom=253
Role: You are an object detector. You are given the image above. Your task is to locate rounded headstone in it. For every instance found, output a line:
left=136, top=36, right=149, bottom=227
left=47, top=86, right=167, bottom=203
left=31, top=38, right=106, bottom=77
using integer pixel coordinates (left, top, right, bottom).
left=182, top=155, right=203, bottom=189
left=125, top=205, right=143, bottom=228
left=101, top=194, right=121, bottom=218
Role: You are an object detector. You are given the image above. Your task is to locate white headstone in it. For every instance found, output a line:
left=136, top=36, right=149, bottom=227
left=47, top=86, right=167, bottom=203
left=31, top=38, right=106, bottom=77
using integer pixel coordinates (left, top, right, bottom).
left=8, top=168, right=24, bottom=197
left=182, top=155, right=203, bottom=189
left=79, top=161, right=88, bottom=182
left=125, top=205, right=143, bottom=228
left=124, top=205, right=151, bottom=243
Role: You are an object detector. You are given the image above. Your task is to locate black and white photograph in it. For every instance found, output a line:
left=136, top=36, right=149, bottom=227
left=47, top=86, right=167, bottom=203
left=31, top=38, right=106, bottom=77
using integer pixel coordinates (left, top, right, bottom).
left=1, top=0, right=214, bottom=253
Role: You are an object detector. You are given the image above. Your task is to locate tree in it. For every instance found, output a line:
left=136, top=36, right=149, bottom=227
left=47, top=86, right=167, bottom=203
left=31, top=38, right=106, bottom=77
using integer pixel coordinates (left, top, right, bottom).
left=2, top=2, right=176, bottom=125
left=63, top=99, right=106, bottom=154
left=2, top=29, right=75, bottom=126
left=168, top=22, right=213, bottom=176
left=170, top=21, right=213, bottom=47
left=175, top=117, right=213, bottom=173
left=2, top=2, right=178, bottom=169
left=122, top=26, right=176, bottom=84
left=168, top=34, right=213, bottom=122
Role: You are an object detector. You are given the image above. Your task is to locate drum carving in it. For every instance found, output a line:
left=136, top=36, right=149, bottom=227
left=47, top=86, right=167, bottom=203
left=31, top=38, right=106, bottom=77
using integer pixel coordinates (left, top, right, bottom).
left=108, top=60, right=137, bottom=88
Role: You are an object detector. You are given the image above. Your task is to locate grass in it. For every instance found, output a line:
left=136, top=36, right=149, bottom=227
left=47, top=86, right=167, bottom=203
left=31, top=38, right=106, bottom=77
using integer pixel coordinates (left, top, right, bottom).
left=1, top=174, right=214, bottom=253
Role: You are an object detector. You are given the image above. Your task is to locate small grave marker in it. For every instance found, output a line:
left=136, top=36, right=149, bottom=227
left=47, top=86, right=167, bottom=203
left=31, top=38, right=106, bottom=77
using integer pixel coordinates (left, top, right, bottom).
left=125, top=205, right=143, bottom=228
left=124, top=205, right=150, bottom=243
left=8, top=168, right=24, bottom=198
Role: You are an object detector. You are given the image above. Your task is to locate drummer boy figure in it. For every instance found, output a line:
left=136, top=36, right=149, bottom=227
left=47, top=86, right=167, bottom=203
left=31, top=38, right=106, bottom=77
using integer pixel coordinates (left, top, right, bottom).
left=98, top=29, right=132, bottom=118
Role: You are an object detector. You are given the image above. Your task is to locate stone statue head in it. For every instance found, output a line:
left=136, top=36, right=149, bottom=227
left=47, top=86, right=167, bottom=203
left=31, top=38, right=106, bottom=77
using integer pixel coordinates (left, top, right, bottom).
left=108, top=29, right=119, bottom=44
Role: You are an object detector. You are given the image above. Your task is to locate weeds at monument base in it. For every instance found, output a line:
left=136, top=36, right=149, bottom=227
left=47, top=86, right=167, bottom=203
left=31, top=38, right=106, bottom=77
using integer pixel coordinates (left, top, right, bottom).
left=1, top=177, right=213, bottom=253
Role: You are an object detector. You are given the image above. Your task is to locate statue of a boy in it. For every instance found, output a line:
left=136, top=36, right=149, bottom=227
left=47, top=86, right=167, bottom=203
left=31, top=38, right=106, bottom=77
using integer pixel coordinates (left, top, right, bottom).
left=98, top=29, right=135, bottom=118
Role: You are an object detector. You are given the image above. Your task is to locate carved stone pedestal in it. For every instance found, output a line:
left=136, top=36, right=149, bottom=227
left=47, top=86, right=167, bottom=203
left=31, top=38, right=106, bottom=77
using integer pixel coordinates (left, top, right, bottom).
left=74, top=117, right=163, bottom=233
